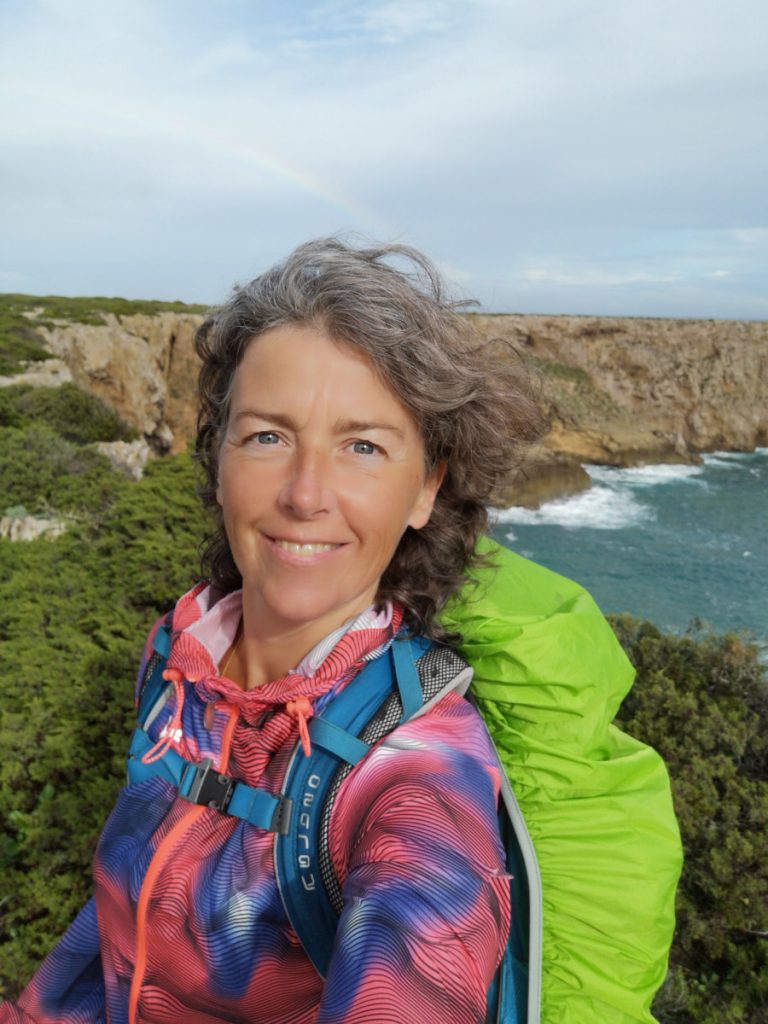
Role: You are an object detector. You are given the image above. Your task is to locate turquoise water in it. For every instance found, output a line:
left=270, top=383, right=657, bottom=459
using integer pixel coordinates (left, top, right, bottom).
left=492, top=450, right=767, bottom=647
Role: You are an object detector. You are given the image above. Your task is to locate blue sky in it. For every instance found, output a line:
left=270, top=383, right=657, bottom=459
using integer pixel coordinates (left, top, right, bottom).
left=1, top=0, right=766, bottom=317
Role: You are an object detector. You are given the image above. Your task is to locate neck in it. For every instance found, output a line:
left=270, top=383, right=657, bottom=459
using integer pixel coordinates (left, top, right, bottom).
left=231, top=588, right=375, bottom=689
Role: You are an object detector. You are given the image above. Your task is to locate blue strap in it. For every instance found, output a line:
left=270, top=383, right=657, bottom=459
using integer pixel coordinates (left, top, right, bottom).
left=275, top=637, right=432, bottom=979
left=227, top=782, right=291, bottom=832
left=137, top=621, right=174, bottom=725
left=308, top=717, right=370, bottom=765
left=152, top=623, right=172, bottom=658
left=391, top=636, right=424, bottom=721
left=127, top=728, right=290, bottom=834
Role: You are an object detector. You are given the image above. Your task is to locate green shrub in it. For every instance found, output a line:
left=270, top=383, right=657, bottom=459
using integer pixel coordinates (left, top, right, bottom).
left=611, top=617, right=768, bottom=1024
left=0, top=292, right=206, bottom=324
left=0, top=452, right=208, bottom=997
left=0, top=424, right=127, bottom=517
left=7, top=382, right=137, bottom=444
left=0, top=387, right=28, bottom=428
left=0, top=412, right=765, bottom=1024
left=0, top=323, right=52, bottom=376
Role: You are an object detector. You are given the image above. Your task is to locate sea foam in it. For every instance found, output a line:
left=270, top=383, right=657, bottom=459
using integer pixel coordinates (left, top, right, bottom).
left=494, top=484, right=653, bottom=530
left=587, top=463, right=705, bottom=487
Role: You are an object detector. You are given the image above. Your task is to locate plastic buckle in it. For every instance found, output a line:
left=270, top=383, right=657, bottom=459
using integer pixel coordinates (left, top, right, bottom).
left=184, top=758, right=235, bottom=812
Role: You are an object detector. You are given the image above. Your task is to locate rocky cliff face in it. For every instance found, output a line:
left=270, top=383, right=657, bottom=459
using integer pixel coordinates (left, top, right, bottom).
left=35, top=312, right=203, bottom=453
left=7, top=308, right=766, bottom=506
left=470, top=314, right=768, bottom=505
left=473, top=314, right=767, bottom=449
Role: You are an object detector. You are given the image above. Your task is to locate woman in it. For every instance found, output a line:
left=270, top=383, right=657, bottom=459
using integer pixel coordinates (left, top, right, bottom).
left=2, top=238, right=682, bottom=1024
left=2, top=238, right=544, bottom=1023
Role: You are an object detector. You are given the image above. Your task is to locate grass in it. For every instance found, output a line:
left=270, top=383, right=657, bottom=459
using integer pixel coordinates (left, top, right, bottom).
left=0, top=294, right=207, bottom=376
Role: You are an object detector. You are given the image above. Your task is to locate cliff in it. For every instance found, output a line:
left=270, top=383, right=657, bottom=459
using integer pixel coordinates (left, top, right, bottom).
left=1, top=309, right=203, bottom=455
left=2, top=299, right=766, bottom=507
left=470, top=314, right=768, bottom=505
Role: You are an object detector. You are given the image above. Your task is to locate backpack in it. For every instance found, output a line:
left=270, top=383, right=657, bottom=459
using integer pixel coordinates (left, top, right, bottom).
left=129, top=539, right=682, bottom=1024
left=129, top=626, right=531, bottom=1023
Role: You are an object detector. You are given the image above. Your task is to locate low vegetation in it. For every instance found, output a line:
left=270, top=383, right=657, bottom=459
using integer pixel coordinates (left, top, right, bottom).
left=526, top=352, right=621, bottom=424
left=614, top=618, right=767, bottom=1023
left=0, top=382, right=138, bottom=445
left=0, top=388, right=765, bottom=1023
left=0, top=293, right=206, bottom=376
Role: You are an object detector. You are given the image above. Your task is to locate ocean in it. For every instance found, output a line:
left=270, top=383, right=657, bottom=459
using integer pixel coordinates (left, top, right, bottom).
left=492, top=449, right=767, bottom=651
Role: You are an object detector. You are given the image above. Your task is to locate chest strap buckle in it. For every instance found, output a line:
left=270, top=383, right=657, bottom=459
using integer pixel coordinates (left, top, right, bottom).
left=181, top=758, right=235, bottom=811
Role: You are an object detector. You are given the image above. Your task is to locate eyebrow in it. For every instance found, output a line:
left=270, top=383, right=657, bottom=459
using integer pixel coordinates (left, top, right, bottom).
left=336, top=418, right=407, bottom=440
left=232, top=410, right=407, bottom=441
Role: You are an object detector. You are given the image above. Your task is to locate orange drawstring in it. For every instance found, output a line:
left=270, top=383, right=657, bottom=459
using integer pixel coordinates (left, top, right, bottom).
left=286, top=697, right=313, bottom=757
left=141, top=667, right=186, bottom=764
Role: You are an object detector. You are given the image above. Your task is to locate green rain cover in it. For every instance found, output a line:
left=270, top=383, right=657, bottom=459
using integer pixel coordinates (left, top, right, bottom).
left=441, top=539, right=683, bottom=1024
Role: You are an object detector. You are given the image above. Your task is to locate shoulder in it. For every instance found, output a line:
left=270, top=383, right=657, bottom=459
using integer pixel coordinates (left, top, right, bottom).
left=336, top=641, right=502, bottom=824
left=134, top=581, right=210, bottom=703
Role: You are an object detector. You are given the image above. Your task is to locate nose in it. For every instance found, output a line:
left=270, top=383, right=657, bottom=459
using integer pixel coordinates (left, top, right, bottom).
left=277, top=447, right=335, bottom=519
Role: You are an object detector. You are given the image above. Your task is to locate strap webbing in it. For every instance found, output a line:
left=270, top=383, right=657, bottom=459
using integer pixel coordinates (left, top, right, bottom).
left=308, top=717, right=370, bottom=765
left=152, top=623, right=172, bottom=658
left=127, top=728, right=291, bottom=834
left=391, top=637, right=423, bottom=720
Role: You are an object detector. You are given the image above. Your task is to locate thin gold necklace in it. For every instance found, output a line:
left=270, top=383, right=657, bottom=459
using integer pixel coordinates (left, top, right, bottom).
left=220, top=621, right=243, bottom=679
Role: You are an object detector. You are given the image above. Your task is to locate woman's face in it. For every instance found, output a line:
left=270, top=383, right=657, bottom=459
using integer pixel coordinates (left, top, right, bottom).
left=216, top=323, right=444, bottom=646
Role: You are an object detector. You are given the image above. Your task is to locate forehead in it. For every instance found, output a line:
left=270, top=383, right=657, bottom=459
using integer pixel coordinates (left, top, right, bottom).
left=230, top=323, right=422, bottom=433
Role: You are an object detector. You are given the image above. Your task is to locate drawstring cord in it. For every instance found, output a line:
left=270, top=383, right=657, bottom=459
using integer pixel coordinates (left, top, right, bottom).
left=140, top=667, right=186, bottom=764
left=136, top=604, right=402, bottom=769
left=140, top=667, right=316, bottom=764
left=286, top=697, right=314, bottom=757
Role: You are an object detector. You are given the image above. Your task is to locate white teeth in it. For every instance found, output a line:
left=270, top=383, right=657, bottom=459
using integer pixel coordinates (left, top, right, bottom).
left=275, top=540, right=337, bottom=556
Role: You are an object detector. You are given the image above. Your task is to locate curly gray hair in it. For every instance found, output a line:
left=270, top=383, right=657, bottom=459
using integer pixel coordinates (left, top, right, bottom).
left=195, top=237, right=543, bottom=641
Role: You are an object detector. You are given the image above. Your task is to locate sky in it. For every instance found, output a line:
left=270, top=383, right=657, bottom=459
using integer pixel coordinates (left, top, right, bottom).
left=1, top=0, right=766, bottom=318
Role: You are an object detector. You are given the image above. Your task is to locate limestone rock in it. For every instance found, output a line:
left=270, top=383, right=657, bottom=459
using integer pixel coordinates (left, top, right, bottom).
left=494, top=449, right=592, bottom=509
left=39, top=312, right=203, bottom=453
left=472, top=314, right=768, bottom=454
left=95, top=439, right=152, bottom=480
left=0, top=358, right=73, bottom=390
left=11, top=306, right=767, bottom=508
left=0, top=510, right=68, bottom=542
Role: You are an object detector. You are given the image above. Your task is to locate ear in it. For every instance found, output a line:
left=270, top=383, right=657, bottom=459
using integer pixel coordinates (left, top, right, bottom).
left=407, top=462, right=447, bottom=531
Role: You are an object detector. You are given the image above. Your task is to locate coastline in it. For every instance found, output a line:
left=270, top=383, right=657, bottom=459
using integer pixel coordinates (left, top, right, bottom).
left=492, top=449, right=768, bottom=650
left=2, top=298, right=766, bottom=510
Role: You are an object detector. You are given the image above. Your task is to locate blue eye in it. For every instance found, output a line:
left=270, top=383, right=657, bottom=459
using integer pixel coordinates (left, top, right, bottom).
left=352, top=441, right=377, bottom=456
left=255, top=431, right=280, bottom=445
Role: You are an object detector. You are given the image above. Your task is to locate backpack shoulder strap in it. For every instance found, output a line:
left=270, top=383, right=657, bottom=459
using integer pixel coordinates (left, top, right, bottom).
left=277, top=636, right=539, bottom=1023
left=274, top=634, right=470, bottom=980
left=128, top=612, right=291, bottom=833
left=136, top=611, right=174, bottom=726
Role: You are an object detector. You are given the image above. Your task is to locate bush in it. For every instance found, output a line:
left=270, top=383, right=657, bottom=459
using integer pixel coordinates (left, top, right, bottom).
left=0, top=452, right=208, bottom=997
left=7, top=382, right=137, bottom=444
left=611, top=616, right=768, bottom=1024
left=0, top=424, right=127, bottom=517
left=0, top=313, right=52, bottom=375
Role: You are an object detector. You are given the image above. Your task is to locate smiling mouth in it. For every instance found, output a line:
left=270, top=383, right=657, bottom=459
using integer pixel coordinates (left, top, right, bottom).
left=271, top=538, right=342, bottom=557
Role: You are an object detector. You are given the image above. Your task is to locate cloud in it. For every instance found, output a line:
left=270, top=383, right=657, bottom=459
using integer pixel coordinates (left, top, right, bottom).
left=523, top=267, right=683, bottom=288
left=313, top=0, right=468, bottom=43
left=0, top=270, right=27, bottom=290
left=0, top=0, right=766, bottom=315
left=727, top=229, right=768, bottom=246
